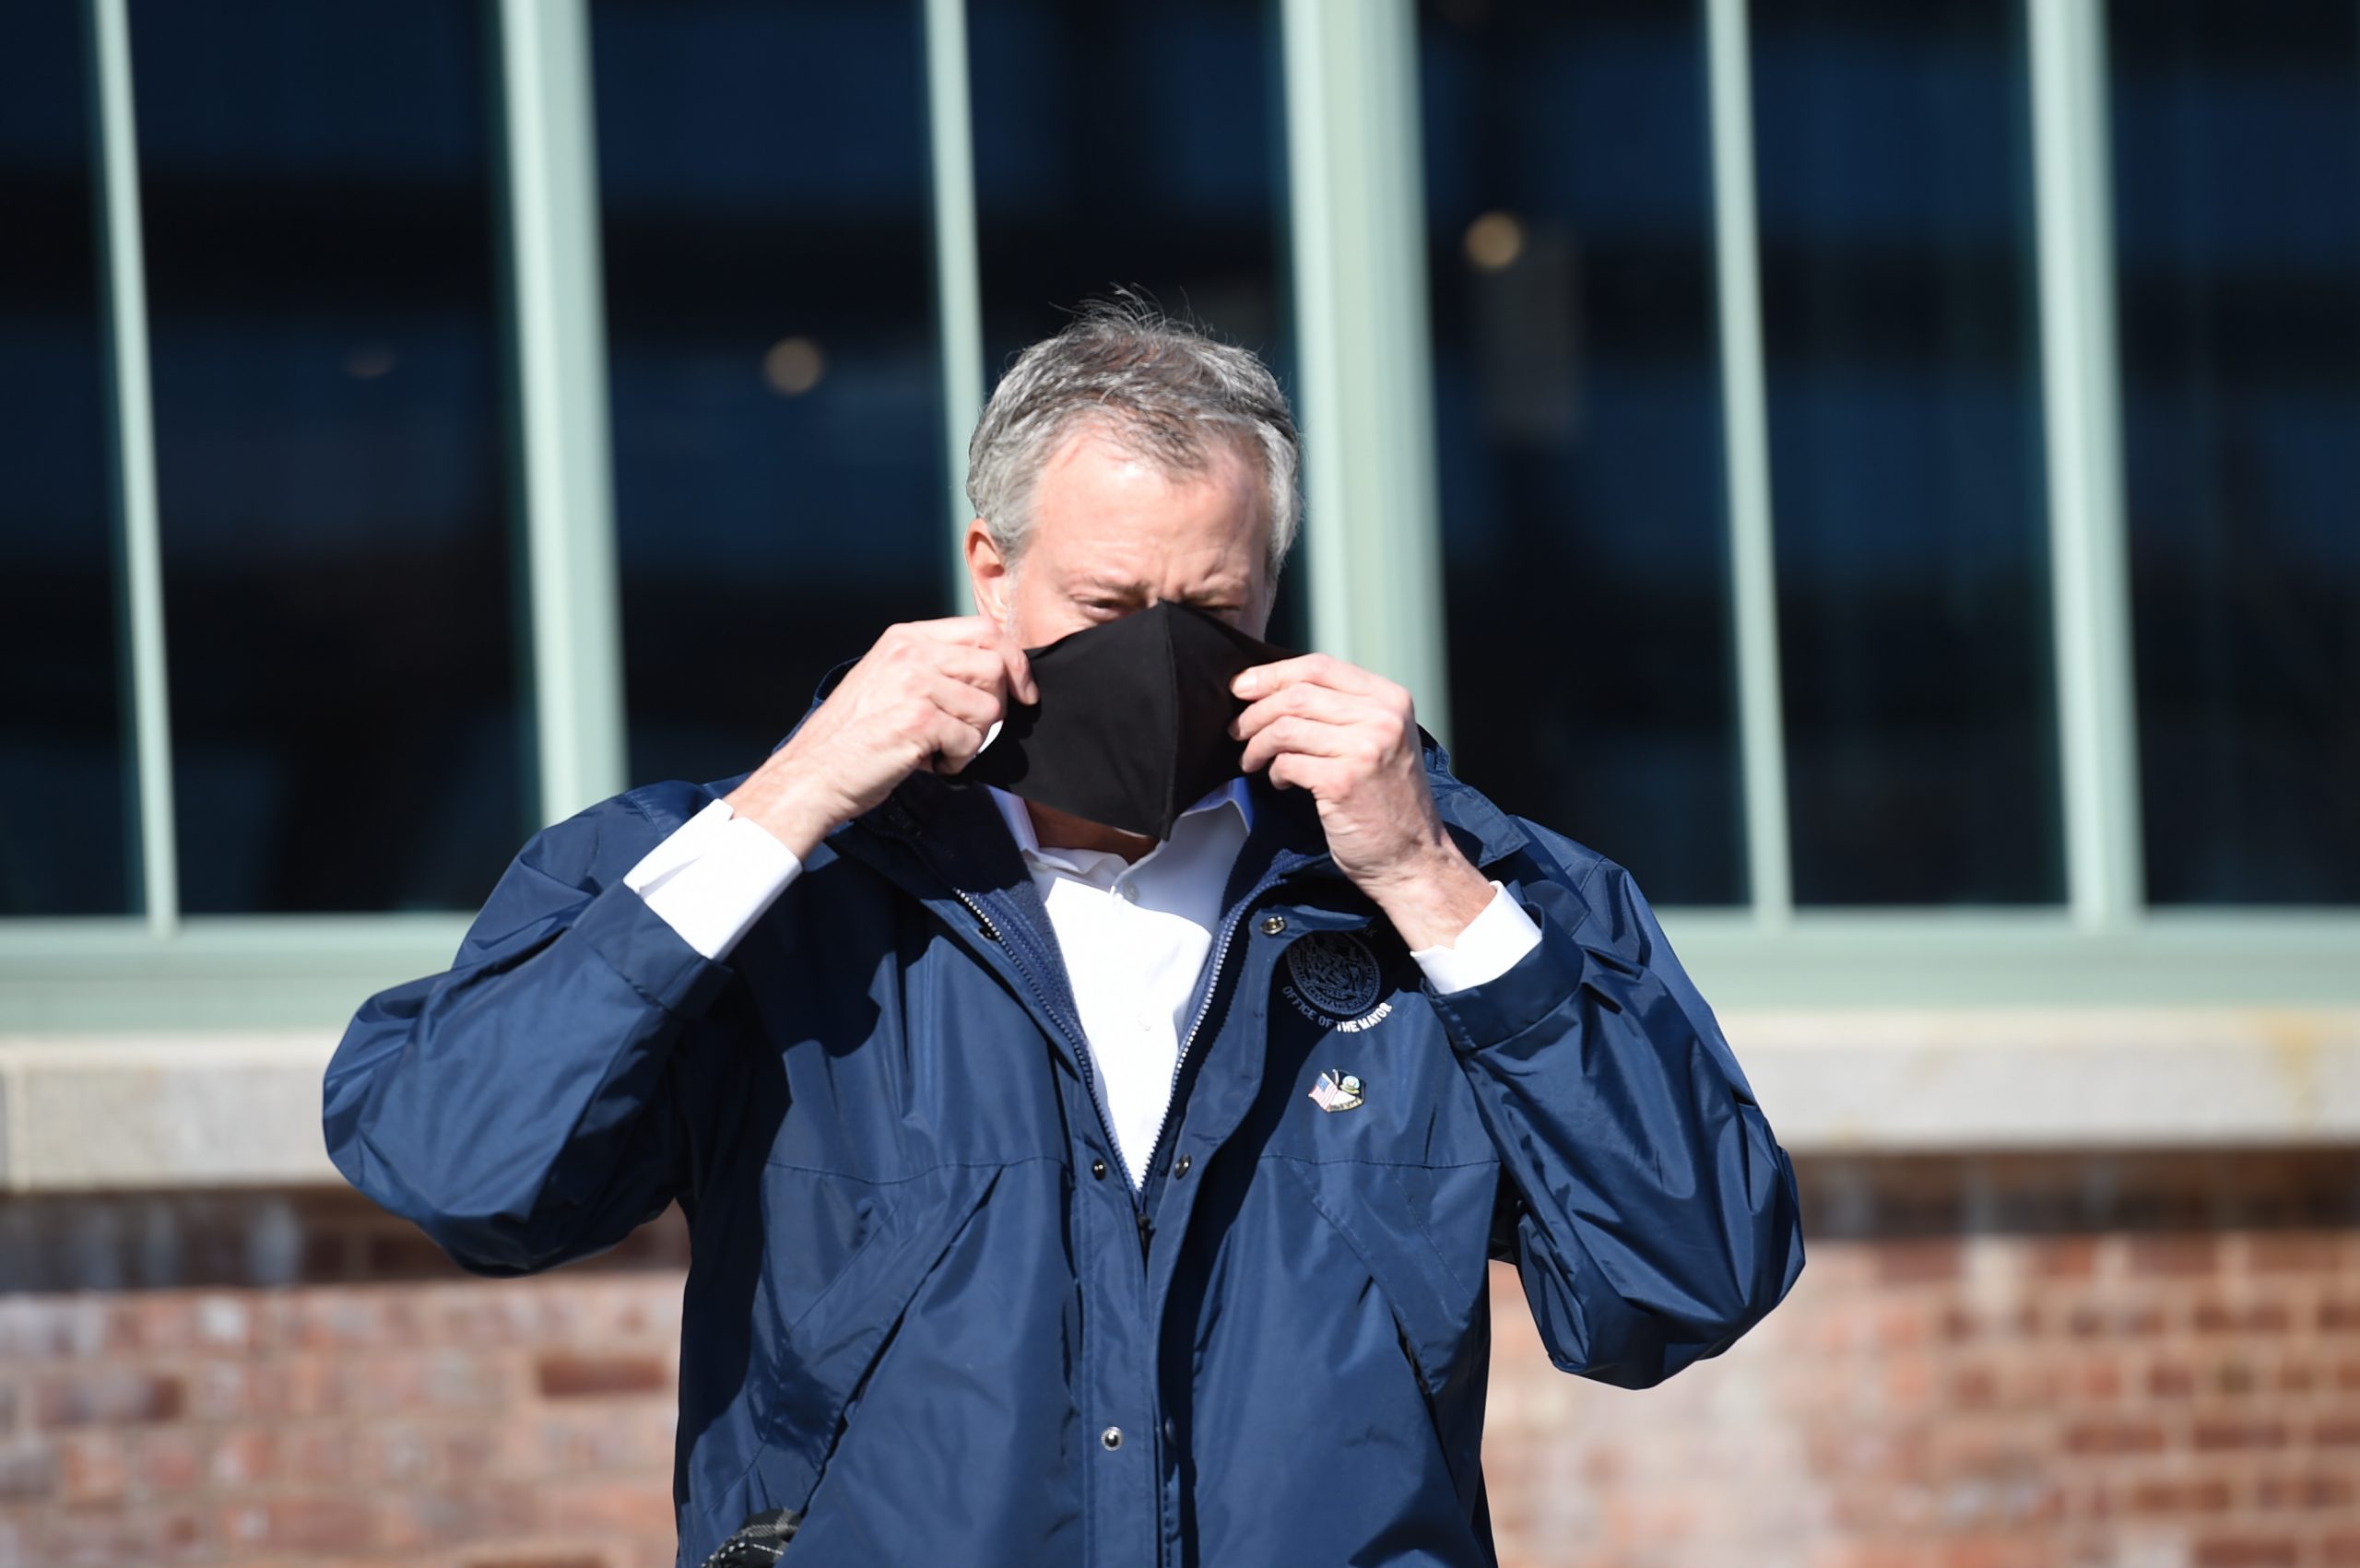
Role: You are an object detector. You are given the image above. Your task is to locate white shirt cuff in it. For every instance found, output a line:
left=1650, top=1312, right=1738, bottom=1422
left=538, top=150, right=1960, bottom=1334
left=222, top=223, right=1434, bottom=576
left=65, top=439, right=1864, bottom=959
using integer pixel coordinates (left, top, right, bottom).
left=621, top=797, right=803, bottom=961
left=1409, top=880, right=1541, bottom=995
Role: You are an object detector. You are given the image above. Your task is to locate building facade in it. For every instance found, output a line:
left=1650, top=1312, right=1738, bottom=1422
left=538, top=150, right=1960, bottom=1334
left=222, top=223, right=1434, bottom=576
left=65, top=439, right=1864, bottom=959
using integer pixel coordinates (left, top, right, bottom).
left=3, top=1, right=2356, bottom=1564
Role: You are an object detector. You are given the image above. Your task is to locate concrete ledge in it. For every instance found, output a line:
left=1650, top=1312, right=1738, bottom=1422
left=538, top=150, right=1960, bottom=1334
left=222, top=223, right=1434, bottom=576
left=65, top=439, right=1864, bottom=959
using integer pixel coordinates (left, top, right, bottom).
left=4, top=1009, right=2358, bottom=1191
left=1729, top=1007, right=2360, bottom=1152
left=1, top=1033, right=340, bottom=1192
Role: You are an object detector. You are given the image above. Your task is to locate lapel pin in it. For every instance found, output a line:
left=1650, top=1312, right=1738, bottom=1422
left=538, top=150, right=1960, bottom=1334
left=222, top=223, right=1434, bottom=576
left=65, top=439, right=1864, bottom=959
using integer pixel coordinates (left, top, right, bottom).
left=1308, top=1067, right=1364, bottom=1114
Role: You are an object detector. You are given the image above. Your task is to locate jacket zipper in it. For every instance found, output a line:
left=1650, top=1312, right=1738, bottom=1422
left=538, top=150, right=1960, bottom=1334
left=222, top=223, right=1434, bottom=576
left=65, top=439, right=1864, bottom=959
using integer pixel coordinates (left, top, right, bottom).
left=1132, top=861, right=1294, bottom=1217
left=945, top=884, right=1132, bottom=1216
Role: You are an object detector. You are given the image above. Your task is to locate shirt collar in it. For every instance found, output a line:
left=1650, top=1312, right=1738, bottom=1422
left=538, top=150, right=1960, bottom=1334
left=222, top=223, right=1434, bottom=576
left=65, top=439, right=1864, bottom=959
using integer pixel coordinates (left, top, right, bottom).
left=985, top=775, right=1253, bottom=862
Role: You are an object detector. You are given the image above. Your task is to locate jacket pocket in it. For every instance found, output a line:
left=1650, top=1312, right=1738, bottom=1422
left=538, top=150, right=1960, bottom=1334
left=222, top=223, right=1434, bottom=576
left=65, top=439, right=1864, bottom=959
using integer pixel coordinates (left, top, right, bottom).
left=747, top=1161, right=999, bottom=1519
left=1278, top=1156, right=1493, bottom=1515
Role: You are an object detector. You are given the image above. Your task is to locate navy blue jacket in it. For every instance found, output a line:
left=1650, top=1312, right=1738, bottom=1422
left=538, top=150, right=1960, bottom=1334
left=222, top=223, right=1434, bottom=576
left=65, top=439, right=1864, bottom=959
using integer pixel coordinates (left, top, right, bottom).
left=324, top=709, right=1804, bottom=1568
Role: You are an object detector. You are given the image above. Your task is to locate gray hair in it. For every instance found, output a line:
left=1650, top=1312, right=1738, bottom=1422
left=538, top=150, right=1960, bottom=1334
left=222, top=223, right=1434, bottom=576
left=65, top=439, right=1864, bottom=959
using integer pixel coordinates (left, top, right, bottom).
left=964, top=297, right=1303, bottom=578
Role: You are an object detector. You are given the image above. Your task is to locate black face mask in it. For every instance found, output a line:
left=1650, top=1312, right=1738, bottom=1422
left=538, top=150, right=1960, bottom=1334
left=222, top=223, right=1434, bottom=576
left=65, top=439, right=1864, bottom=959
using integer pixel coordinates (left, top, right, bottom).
left=960, top=599, right=1291, bottom=840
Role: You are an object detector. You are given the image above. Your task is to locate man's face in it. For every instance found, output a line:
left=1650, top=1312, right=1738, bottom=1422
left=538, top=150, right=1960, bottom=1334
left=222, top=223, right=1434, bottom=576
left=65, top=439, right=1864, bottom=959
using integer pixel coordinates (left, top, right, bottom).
left=967, top=426, right=1274, bottom=648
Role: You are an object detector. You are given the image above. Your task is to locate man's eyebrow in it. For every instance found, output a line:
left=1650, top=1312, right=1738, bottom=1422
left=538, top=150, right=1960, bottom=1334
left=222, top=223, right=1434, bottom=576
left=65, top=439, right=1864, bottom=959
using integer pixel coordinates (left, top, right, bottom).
left=1069, top=576, right=1150, bottom=599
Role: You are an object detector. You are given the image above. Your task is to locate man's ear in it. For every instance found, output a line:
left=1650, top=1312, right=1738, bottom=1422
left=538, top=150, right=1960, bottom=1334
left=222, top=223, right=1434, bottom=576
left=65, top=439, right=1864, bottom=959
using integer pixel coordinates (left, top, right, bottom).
left=965, top=519, right=1013, bottom=624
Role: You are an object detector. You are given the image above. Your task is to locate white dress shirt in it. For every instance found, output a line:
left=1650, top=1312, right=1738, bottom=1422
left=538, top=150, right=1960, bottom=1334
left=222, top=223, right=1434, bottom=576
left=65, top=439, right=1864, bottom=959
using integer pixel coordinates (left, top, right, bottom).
left=624, top=782, right=1542, bottom=1187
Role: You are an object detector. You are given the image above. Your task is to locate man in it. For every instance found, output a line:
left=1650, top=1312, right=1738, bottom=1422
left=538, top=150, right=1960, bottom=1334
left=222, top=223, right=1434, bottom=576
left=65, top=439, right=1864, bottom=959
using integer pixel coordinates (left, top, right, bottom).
left=324, top=301, right=1804, bottom=1568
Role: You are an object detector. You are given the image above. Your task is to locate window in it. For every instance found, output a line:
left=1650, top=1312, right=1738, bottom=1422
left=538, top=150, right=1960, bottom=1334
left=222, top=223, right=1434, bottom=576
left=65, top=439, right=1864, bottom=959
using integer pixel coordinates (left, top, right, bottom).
left=132, top=0, right=525, bottom=913
left=1751, top=0, right=2060, bottom=905
left=1420, top=0, right=1744, bottom=904
left=3, top=0, right=2351, bottom=1030
left=0, top=1, right=130, bottom=915
left=591, top=0, right=950, bottom=790
left=2109, top=0, right=2360, bottom=904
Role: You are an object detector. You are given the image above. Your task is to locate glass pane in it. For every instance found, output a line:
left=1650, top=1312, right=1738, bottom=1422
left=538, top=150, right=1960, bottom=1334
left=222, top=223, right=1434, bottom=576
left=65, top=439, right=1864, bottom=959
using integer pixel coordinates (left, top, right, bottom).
left=0, top=3, right=135, bottom=914
left=1420, top=0, right=1744, bottom=904
left=1752, top=0, right=2061, bottom=904
left=967, top=0, right=1304, bottom=647
left=592, top=0, right=948, bottom=786
left=131, top=0, right=526, bottom=914
left=2110, top=1, right=2360, bottom=904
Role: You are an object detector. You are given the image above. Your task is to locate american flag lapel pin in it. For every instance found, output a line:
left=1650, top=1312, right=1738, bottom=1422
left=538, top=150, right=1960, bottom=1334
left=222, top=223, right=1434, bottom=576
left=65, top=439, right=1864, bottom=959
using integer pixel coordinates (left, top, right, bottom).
left=1307, top=1067, right=1364, bottom=1114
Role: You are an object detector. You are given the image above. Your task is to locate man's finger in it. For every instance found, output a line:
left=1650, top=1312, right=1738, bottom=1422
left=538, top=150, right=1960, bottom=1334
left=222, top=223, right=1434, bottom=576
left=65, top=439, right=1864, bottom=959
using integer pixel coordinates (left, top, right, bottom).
left=995, top=631, right=1038, bottom=706
left=1230, top=651, right=1382, bottom=701
left=917, top=619, right=1037, bottom=705
left=922, top=671, right=1002, bottom=730
left=935, top=643, right=1015, bottom=696
left=1239, top=713, right=1360, bottom=776
left=1231, top=681, right=1370, bottom=741
left=921, top=707, right=991, bottom=775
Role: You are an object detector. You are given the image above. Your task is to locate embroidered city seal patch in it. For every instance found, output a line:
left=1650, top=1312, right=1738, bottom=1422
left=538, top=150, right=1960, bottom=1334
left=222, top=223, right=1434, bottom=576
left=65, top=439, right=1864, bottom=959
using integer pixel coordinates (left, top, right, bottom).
left=1280, top=930, right=1391, bottom=1032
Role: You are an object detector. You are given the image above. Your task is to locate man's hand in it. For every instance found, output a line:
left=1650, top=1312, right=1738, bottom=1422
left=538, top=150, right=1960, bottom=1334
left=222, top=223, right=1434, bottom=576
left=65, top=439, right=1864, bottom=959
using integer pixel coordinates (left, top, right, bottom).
left=726, top=617, right=1037, bottom=860
left=1231, top=654, right=1496, bottom=950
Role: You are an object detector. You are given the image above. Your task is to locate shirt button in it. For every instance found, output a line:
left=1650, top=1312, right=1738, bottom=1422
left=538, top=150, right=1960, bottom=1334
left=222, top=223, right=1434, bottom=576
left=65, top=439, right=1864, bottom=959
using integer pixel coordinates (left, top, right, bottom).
left=1101, top=1425, right=1124, bottom=1451
left=1119, top=883, right=1140, bottom=902
left=1090, top=1160, right=1107, bottom=1180
left=1260, top=914, right=1287, bottom=936
left=1162, top=1416, right=1178, bottom=1444
left=1173, top=1154, right=1191, bottom=1177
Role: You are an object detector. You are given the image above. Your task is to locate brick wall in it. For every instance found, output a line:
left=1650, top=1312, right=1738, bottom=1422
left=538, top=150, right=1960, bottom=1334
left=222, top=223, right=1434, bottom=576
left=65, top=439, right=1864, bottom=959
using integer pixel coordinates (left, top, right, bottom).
left=1, top=1152, right=2355, bottom=1568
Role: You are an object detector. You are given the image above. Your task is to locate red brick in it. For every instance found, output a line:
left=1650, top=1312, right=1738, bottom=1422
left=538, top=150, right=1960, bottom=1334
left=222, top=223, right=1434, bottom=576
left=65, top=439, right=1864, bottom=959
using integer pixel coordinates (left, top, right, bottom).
left=375, top=1485, right=539, bottom=1550
left=0, top=1438, right=56, bottom=1502
left=2316, top=1414, right=2360, bottom=1446
left=2194, top=1539, right=2299, bottom=1568
left=2080, top=1358, right=2125, bottom=1399
left=2028, top=1237, right=2099, bottom=1279
left=534, top=1480, right=676, bottom=1539
left=1949, top=1366, right=2000, bottom=1408
left=129, top=1429, right=205, bottom=1494
left=2193, top=1299, right=2293, bottom=1335
left=207, top=1427, right=276, bottom=1487
left=2319, top=1297, right=2360, bottom=1332
left=2126, top=1477, right=2233, bottom=1515
left=2256, top=1473, right=2357, bottom=1510
left=2148, top=1361, right=2197, bottom=1397
left=31, top=1371, right=183, bottom=1428
left=218, top=1497, right=374, bottom=1555
left=2129, top=1235, right=2217, bottom=1277
left=2208, top=1359, right=2260, bottom=1396
left=281, top=1423, right=361, bottom=1484
left=55, top=1432, right=126, bottom=1504
left=2193, top=1416, right=2289, bottom=1451
left=536, top=1351, right=671, bottom=1398
left=2272, top=1362, right=2317, bottom=1395
left=1875, top=1241, right=1963, bottom=1285
left=2063, top=1418, right=2167, bottom=1455
left=2246, top=1234, right=2349, bottom=1273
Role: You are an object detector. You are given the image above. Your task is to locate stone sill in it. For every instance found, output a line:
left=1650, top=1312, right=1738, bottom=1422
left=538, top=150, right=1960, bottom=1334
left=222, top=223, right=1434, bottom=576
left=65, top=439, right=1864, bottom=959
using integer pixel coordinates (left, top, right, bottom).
left=3, top=1008, right=2357, bottom=1192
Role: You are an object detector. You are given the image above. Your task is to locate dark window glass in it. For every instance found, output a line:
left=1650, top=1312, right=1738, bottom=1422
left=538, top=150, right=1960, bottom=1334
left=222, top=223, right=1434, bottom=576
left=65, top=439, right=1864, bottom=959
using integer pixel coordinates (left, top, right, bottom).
left=593, top=0, right=947, bottom=787
left=1420, top=0, right=1743, bottom=903
left=2110, top=2, right=2360, bottom=903
left=0, top=4, right=133, bottom=914
left=130, top=0, right=525, bottom=914
left=1752, top=0, right=2061, bottom=904
left=967, top=0, right=1304, bottom=647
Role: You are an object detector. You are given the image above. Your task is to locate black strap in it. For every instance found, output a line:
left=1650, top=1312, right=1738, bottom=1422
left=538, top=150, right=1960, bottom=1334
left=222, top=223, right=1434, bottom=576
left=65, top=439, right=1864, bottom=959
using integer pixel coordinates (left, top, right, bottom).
left=698, top=1507, right=803, bottom=1567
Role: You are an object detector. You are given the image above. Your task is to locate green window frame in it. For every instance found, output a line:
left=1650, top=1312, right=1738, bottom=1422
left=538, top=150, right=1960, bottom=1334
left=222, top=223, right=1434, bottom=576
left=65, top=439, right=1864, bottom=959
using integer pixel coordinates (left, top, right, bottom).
left=6, top=0, right=2354, bottom=1034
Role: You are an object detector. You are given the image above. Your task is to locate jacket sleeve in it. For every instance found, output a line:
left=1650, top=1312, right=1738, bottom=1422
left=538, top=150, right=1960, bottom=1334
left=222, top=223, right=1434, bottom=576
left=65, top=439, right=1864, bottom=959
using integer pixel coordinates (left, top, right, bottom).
left=322, top=791, right=736, bottom=1276
left=1425, top=846, right=1805, bottom=1389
